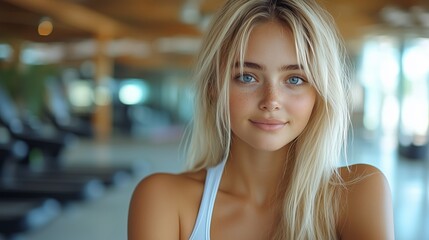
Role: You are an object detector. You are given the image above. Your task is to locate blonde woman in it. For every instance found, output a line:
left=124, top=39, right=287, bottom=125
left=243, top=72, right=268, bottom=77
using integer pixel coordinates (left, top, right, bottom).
left=128, top=0, right=394, bottom=239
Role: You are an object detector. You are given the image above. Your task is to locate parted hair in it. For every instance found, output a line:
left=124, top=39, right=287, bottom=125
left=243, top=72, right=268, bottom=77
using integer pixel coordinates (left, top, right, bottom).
left=183, top=0, right=351, bottom=239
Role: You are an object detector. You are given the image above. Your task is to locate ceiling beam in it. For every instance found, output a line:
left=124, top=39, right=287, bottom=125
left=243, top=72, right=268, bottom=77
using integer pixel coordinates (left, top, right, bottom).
left=6, top=0, right=201, bottom=41
left=83, top=1, right=184, bottom=23
left=0, top=23, right=91, bottom=42
left=6, top=0, right=125, bottom=38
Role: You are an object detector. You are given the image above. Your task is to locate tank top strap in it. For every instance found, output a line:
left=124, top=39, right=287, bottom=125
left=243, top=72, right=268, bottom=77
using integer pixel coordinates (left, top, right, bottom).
left=188, top=159, right=227, bottom=240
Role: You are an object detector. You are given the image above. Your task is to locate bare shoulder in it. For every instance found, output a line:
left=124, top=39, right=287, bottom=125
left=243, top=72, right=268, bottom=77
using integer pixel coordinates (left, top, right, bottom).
left=338, top=164, right=395, bottom=240
left=339, top=164, right=385, bottom=181
left=128, top=171, right=205, bottom=240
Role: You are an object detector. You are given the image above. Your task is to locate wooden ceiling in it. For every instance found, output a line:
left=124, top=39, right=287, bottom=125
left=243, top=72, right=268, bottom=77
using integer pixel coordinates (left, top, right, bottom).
left=1, top=0, right=428, bottom=69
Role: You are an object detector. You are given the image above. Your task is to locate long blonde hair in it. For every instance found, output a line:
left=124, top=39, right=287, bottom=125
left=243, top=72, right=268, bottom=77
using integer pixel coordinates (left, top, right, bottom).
left=184, top=0, right=350, bottom=239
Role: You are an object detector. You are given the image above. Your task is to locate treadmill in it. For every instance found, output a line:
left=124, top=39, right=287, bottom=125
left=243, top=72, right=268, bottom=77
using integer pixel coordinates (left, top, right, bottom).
left=0, top=85, right=132, bottom=188
left=0, top=134, right=61, bottom=237
left=0, top=103, right=105, bottom=203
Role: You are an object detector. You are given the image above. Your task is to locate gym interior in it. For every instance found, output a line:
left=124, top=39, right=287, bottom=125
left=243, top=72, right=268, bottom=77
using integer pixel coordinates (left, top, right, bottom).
left=0, top=0, right=428, bottom=239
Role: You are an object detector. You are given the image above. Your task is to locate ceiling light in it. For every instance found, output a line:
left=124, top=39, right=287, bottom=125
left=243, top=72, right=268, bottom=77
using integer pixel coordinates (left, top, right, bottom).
left=38, top=17, right=53, bottom=36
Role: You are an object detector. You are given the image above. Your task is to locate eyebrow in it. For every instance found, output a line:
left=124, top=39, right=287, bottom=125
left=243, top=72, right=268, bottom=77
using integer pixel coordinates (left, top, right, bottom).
left=234, top=61, right=304, bottom=72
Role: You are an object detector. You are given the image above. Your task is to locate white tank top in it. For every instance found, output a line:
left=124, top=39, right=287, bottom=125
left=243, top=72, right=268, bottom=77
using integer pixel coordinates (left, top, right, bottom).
left=188, top=159, right=227, bottom=240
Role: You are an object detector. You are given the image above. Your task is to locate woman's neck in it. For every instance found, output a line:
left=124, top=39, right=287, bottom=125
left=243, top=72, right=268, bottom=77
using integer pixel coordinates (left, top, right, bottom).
left=223, top=139, right=290, bottom=206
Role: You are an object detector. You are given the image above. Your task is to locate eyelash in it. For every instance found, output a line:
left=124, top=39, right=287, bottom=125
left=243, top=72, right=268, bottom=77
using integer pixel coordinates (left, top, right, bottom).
left=235, top=73, right=256, bottom=83
left=234, top=73, right=306, bottom=85
left=288, top=76, right=305, bottom=85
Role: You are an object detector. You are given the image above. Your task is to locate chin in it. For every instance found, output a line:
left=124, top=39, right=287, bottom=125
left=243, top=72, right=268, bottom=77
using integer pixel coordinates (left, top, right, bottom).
left=231, top=133, right=294, bottom=152
left=250, top=141, right=290, bottom=152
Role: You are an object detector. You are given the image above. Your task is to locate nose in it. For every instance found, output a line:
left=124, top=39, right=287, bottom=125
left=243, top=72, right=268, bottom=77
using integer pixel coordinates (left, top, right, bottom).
left=258, top=84, right=281, bottom=111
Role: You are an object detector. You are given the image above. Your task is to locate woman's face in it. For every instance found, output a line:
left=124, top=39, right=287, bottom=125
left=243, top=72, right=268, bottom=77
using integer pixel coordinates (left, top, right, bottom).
left=229, top=21, right=317, bottom=152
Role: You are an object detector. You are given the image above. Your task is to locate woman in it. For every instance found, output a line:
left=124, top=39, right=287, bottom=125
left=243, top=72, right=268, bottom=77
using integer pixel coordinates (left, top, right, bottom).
left=128, top=0, right=395, bottom=239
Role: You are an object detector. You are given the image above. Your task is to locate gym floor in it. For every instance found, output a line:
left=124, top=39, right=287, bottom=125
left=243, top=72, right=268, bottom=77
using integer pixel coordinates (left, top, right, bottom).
left=11, top=127, right=429, bottom=240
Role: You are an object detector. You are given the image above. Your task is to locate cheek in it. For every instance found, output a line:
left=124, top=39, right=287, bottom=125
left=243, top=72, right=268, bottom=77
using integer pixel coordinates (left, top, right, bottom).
left=287, top=91, right=316, bottom=120
left=229, top=89, right=253, bottom=113
left=229, top=90, right=255, bottom=132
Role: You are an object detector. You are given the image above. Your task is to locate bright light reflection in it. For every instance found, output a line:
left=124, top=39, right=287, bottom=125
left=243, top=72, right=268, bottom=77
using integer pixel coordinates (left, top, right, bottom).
left=21, top=43, right=63, bottom=65
left=401, top=98, right=428, bottom=137
left=360, top=36, right=401, bottom=133
left=68, top=81, right=94, bottom=108
left=118, top=79, right=149, bottom=105
left=0, top=44, right=12, bottom=60
left=381, top=95, right=400, bottom=133
left=403, top=39, right=429, bottom=80
left=401, top=38, right=429, bottom=140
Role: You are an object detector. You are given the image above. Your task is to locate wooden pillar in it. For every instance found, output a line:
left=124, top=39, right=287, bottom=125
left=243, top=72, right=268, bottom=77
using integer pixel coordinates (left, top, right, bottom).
left=93, top=35, right=113, bottom=141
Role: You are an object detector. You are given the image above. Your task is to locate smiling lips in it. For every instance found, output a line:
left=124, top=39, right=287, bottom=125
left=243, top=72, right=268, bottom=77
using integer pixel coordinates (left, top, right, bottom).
left=249, top=119, right=287, bottom=131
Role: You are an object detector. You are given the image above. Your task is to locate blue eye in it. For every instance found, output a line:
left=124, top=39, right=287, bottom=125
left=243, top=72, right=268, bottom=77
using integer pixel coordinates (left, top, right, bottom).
left=236, top=74, right=256, bottom=83
left=288, top=76, right=304, bottom=85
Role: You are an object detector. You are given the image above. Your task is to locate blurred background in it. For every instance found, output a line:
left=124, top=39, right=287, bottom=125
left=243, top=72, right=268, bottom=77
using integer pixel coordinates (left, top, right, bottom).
left=0, top=0, right=428, bottom=239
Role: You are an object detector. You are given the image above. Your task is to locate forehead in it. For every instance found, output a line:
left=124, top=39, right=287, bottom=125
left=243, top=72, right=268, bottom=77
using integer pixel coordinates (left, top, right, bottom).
left=243, top=21, right=298, bottom=65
